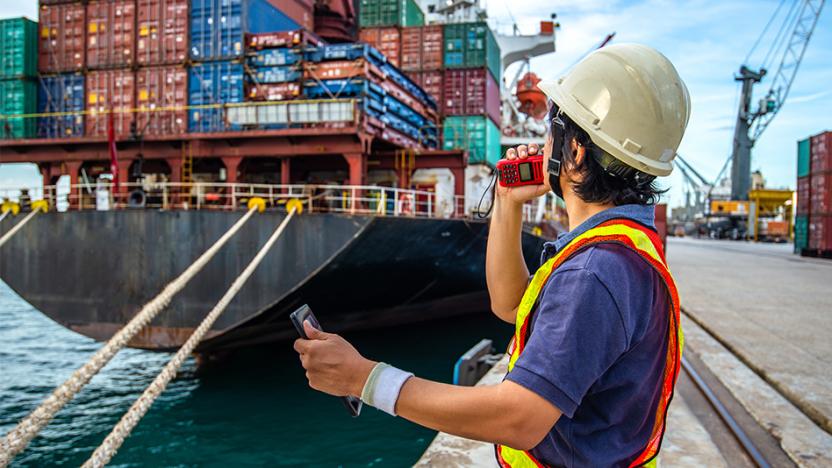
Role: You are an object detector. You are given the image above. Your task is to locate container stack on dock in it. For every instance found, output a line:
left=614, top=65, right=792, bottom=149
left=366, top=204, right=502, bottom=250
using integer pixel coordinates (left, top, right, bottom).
left=796, top=131, right=832, bottom=257
left=0, top=17, right=38, bottom=139
left=357, top=3, right=502, bottom=164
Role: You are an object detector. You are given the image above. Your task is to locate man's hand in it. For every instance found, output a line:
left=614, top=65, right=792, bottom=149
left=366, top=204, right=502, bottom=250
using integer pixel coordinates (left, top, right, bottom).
left=496, top=143, right=550, bottom=205
left=293, top=321, right=377, bottom=397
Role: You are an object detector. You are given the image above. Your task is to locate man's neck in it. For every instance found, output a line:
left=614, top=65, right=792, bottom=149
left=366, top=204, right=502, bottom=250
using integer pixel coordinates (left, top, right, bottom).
left=564, top=190, right=616, bottom=231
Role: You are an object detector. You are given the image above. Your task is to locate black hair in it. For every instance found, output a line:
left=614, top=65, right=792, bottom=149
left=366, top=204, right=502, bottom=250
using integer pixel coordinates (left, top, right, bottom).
left=550, top=106, right=666, bottom=206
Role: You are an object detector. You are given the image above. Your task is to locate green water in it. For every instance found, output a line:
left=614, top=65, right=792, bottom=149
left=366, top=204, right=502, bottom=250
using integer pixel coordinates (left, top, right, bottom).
left=0, top=281, right=511, bottom=466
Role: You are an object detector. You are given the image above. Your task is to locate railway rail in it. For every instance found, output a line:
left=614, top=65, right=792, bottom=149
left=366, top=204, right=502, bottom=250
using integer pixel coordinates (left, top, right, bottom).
left=678, top=308, right=796, bottom=467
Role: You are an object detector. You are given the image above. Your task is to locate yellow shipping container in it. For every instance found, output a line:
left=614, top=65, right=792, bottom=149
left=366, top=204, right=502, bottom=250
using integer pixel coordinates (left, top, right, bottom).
left=710, top=200, right=750, bottom=215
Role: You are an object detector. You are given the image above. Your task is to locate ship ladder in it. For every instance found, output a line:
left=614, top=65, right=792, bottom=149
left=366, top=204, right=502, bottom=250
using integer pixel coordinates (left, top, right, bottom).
left=83, top=206, right=299, bottom=468
left=0, top=201, right=49, bottom=250
left=0, top=200, right=269, bottom=467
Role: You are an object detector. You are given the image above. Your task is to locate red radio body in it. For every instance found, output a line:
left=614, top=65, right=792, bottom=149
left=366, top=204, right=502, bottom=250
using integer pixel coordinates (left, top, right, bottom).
left=496, top=155, right=545, bottom=187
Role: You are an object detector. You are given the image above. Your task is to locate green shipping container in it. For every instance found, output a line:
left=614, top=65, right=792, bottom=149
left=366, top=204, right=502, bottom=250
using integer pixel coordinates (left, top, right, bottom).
left=797, top=138, right=811, bottom=178
left=0, top=17, right=38, bottom=79
left=359, top=0, right=424, bottom=27
left=795, top=215, right=808, bottom=254
left=443, top=116, right=501, bottom=166
left=0, top=78, right=37, bottom=139
left=443, top=22, right=501, bottom=83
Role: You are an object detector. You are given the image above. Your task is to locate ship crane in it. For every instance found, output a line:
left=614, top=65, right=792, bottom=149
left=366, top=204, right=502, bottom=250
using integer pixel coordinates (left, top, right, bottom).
left=675, top=155, right=714, bottom=222
left=496, top=16, right=559, bottom=146
left=730, top=0, right=825, bottom=200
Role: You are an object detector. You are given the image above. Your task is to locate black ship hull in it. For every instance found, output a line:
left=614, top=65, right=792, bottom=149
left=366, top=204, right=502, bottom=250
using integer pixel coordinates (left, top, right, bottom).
left=0, top=211, right=548, bottom=351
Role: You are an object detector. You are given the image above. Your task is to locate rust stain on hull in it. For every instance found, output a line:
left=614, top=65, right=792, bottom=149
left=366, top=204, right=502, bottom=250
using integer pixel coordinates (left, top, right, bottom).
left=70, top=323, right=222, bottom=351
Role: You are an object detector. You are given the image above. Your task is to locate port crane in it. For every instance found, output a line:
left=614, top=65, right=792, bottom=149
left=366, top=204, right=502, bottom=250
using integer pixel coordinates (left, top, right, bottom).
left=729, top=0, right=825, bottom=200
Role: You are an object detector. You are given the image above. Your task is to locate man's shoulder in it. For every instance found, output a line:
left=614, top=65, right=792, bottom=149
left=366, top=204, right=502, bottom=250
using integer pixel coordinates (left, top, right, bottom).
left=550, top=242, right=660, bottom=298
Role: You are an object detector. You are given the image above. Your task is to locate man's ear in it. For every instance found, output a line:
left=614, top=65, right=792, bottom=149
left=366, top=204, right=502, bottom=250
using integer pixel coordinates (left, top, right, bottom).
left=572, top=138, right=586, bottom=166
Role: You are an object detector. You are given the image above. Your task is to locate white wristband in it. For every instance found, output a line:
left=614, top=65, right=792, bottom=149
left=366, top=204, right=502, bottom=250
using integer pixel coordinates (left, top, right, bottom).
left=360, top=362, right=413, bottom=416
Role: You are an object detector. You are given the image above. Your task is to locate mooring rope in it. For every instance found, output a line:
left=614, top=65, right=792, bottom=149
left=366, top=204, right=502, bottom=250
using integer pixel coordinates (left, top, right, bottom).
left=0, top=210, right=39, bottom=250
left=0, top=206, right=260, bottom=467
left=82, top=208, right=297, bottom=468
left=0, top=212, right=8, bottom=224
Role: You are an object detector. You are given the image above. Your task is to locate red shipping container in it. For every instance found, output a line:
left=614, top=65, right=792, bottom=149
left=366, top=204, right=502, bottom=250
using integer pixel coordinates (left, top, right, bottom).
left=797, top=175, right=810, bottom=215
left=401, top=25, right=442, bottom=71
left=247, top=82, right=302, bottom=101
left=810, top=171, right=832, bottom=215
left=304, top=60, right=384, bottom=81
left=136, top=0, right=188, bottom=66
left=443, top=68, right=501, bottom=126
left=270, top=0, right=314, bottom=31
left=135, top=66, right=187, bottom=136
left=86, top=69, right=136, bottom=137
left=248, top=30, right=323, bottom=49
left=810, top=131, right=832, bottom=173
left=86, top=0, right=137, bottom=70
left=359, top=27, right=401, bottom=67
left=408, top=70, right=443, bottom=109
left=808, top=214, right=832, bottom=251
left=39, top=3, right=86, bottom=73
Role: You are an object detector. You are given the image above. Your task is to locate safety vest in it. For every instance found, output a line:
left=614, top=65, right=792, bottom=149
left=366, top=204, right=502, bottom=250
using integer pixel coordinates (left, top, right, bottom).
left=496, top=219, right=684, bottom=468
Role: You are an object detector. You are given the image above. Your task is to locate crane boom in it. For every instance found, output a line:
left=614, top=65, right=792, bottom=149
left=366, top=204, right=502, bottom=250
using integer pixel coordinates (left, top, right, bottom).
left=729, top=0, right=825, bottom=200
left=751, top=0, right=825, bottom=142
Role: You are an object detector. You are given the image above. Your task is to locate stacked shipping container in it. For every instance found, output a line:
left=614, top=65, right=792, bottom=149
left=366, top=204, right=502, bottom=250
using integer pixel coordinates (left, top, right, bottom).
left=0, top=17, right=38, bottom=139
left=796, top=131, right=832, bottom=256
left=18, top=0, right=439, bottom=151
left=358, top=0, right=425, bottom=28
left=188, top=0, right=311, bottom=132
left=358, top=16, right=503, bottom=165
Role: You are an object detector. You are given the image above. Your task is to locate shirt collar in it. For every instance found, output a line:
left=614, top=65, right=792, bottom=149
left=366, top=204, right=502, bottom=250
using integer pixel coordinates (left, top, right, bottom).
left=541, top=204, right=657, bottom=263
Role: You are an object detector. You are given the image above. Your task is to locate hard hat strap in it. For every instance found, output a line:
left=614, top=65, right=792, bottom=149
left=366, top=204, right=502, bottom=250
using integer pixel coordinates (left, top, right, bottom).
left=547, top=106, right=566, bottom=199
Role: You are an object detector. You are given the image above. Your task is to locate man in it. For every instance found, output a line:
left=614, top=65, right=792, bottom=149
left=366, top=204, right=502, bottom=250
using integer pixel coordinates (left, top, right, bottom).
left=294, top=43, right=690, bottom=467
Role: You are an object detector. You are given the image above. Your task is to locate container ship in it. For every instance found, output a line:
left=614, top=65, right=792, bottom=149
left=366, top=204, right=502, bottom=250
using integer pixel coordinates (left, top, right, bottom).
left=0, top=0, right=562, bottom=351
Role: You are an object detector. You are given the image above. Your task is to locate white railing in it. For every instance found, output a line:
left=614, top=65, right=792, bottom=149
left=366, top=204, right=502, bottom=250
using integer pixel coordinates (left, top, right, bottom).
left=0, top=182, right=553, bottom=223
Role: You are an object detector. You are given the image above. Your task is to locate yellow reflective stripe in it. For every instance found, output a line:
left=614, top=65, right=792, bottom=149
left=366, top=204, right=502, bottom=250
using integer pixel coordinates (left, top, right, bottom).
left=498, top=446, right=541, bottom=468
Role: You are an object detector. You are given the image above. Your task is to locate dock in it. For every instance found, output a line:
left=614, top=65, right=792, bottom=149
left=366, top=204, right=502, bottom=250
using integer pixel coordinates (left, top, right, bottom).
left=419, top=238, right=832, bottom=467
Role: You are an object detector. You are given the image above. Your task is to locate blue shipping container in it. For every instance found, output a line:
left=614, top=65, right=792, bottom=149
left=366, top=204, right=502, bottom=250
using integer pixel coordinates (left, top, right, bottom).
left=250, top=48, right=301, bottom=67
left=304, top=44, right=386, bottom=65
left=380, top=62, right=436, bottom=110
left=190, top=0, right=301, bottom=61
left=38, top=74, right=85, bottom=138
left=303, top=79, right=385, bottom=100
left=188, top=61, right=245, bottom=132
left=252, top=66, right=302, bottom=84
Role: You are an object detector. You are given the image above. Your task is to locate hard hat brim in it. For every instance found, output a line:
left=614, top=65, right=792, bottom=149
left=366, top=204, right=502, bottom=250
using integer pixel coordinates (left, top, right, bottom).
left=537, top=79, right=675, bottom=177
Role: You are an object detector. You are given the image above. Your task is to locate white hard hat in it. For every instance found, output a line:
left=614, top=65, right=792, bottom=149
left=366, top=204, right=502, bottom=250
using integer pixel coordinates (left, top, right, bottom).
left=538, top=43, right=690, bottom=177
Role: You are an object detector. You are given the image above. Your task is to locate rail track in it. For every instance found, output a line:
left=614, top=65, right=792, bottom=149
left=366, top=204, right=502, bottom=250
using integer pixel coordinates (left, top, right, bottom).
left=678, top=309, right=796, bottom=467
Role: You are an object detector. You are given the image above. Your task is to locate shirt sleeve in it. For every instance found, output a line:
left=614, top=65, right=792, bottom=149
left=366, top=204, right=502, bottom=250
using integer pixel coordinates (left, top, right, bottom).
left=505, top=267, right=628, bottom=418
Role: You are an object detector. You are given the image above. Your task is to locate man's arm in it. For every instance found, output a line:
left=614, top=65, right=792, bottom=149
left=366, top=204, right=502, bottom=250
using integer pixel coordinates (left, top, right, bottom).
left=486, top=144, right=549, bottom=323
left=395, top=376, right=561, bottom=450
left=485, top=196, right=528, bottom=323
left=294, top=322, right=561, bottom=451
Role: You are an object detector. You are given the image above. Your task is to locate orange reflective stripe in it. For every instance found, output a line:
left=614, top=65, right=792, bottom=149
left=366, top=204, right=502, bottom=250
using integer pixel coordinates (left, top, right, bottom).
left=497, top=220, right=683, bottom=468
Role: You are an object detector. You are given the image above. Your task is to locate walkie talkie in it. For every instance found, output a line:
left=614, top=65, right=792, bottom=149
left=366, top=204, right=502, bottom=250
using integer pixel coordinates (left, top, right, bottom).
left=496, top=155, right=545, bottom=187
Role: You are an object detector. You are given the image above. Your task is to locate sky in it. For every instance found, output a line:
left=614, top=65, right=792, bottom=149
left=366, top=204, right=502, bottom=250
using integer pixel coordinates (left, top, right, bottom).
left=1, top=0, right=831, bottom=208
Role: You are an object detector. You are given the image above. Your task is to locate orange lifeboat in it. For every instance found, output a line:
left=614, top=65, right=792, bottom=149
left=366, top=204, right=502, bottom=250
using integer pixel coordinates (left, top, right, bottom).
left=516, top=72, right=549, bottom=120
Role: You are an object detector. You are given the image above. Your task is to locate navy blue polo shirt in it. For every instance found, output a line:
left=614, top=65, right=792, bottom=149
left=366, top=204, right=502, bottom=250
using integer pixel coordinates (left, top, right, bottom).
left=505, top=204, right=671, bottom=467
